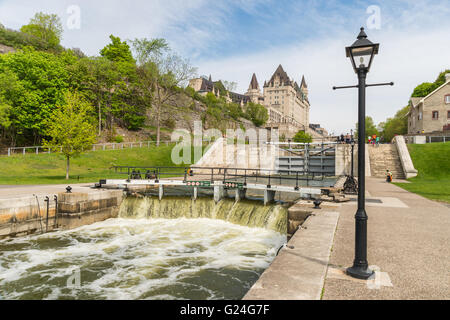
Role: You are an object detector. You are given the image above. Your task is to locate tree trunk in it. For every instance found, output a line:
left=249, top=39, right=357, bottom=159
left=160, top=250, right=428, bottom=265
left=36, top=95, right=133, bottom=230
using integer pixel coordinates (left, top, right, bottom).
left=156, top=106, right=161, bottom=147
left=66, top=156, right=70, bottom=180
left=156, top=88, right=161, bottom=147
left=98, top=100, right=101, bottom=136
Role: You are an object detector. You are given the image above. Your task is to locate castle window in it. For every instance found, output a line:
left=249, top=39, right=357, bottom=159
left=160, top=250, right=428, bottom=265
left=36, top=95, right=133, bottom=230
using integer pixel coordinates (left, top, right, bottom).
left=432, top=111, right=439, bottom=120
left=447, top=110, right=450, bottom=119
left=445, top=95, right=450, bottom=104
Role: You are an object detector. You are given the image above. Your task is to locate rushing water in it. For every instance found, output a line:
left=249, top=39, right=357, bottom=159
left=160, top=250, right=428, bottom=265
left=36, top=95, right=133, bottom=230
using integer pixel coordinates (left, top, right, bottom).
left=0, top=198, right=287, bottom=300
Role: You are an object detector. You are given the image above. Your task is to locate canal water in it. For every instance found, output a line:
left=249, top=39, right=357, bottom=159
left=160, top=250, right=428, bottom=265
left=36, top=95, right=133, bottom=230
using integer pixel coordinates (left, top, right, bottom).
left=0, top=198, right=287, bottom=300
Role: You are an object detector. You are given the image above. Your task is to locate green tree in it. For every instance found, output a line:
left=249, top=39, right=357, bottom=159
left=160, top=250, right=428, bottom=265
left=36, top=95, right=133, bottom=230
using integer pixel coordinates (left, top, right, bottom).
left=411, top=69, right=450, bottom=97
left=245, top=102, right=268, bottom=127
left=380, top=106, right=409, bottom=142
left=412, top=82, right=435, bottom=98
left=20, top=12, right=63, bottom=49
left=131, top=38, right=169, bottom=66
left=100, top=35, right=135, bottom=63
left=43, top=91, right=97, bottom=179
left=355, top=116, right=379, bottom=142
left=132, top=38, right=196, bottom=145
left=293, top=130, right=312, bottom=143
left=0, top=47, right=70, bottom=144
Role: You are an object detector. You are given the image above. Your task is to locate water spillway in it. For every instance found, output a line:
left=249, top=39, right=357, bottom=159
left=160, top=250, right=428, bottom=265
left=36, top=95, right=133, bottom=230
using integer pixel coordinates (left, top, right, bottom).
left=118, top=196, right=288, bottom=234
left=0, top=196, right=288, bottom=300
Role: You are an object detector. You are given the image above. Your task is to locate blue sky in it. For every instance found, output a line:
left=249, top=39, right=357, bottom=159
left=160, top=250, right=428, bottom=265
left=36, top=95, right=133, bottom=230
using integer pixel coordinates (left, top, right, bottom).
left=1, top=0, right=450, bottom=134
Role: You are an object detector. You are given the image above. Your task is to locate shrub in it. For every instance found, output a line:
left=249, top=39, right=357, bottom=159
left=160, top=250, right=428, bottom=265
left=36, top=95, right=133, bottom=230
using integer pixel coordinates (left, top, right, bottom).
left=114, top=135, right=124, bottom=143
left=293, top=131, right=312, bottom=143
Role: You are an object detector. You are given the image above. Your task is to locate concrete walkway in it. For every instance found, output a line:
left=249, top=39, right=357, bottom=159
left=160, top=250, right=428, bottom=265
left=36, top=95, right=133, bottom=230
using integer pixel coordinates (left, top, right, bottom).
left=0, top=184, right=95, bottom=199
left=244, top=210, right=340, bottom=300
left=323, top=177, right=450, bottom=300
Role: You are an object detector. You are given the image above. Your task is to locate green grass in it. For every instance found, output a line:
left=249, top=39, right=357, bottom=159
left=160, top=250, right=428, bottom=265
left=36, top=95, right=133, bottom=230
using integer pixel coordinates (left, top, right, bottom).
left=394, top=142, right=450, bottom=203
left=0, top=145, right=188, bottom=185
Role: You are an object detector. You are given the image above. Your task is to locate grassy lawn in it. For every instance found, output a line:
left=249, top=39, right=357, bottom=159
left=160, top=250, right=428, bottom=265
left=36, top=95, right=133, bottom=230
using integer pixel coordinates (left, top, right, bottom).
left=0, top=144, right=189, bottom=185
left=394, top=142, right=450, bottom=203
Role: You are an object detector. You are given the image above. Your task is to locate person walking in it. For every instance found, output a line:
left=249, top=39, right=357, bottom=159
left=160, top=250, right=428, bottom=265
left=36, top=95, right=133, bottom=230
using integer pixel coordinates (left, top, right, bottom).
left=376, top=136, right=380, bottom=147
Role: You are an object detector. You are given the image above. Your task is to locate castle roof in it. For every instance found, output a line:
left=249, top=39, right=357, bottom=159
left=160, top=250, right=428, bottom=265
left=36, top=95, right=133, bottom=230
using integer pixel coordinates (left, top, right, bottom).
left=198, top=77, right=215, bottom=92
left=301, top=75, right=307, bottom=89
left=249, top=73, right=259, bottom=90
left=266, top=64, right=292, bottom=87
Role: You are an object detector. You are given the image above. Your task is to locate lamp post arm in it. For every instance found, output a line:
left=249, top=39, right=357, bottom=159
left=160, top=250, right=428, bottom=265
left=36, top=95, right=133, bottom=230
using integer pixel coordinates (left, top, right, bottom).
left=366, top=82, right=394, bottom=88
left=333, top=82, right=394, bottom=90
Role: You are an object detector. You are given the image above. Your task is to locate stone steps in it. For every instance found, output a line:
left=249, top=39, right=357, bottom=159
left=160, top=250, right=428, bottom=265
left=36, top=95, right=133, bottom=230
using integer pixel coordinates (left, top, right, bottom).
left=368, top=144, right=405, bottom=179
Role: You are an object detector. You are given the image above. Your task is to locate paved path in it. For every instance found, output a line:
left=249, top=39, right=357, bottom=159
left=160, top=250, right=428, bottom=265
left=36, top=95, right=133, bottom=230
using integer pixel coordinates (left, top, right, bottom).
left=323, top=177, right=450, bottom=300
left=0, top=184, right=95, bottom=200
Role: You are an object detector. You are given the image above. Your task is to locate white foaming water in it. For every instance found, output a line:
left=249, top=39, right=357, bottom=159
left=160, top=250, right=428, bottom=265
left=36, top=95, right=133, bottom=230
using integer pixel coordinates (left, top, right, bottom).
left=0, top=217, right=286, bottom=300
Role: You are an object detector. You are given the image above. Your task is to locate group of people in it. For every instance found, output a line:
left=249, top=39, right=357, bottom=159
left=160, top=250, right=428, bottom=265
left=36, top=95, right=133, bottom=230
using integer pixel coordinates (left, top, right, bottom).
left=338, top=133, right=354, bottom=144
left=368, top=134, right=382, bottom=146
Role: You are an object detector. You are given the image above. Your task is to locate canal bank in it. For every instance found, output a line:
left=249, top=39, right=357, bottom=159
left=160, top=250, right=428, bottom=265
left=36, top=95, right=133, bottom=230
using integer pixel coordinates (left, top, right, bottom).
left=0, top=184, right=122, bottom=238
left=0, top=181, right=347, bottom=300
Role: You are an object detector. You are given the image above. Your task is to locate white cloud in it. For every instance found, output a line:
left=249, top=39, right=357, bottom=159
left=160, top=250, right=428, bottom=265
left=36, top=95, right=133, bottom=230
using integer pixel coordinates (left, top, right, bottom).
left=0, top=0, right=449, bottom=134
left=196, top=24, right=450, bottom=135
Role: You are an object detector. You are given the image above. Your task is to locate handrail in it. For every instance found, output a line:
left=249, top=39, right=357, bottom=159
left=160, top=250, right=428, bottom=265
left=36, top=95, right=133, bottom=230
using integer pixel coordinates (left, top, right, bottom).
left=109, top=165, right=335, bottom=187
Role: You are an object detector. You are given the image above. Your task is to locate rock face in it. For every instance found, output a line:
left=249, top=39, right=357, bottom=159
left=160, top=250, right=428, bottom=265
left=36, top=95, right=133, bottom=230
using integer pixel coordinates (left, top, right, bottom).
left=368, top=144, right=405, bottom=179
left=0, top=44, right=15, bottom=54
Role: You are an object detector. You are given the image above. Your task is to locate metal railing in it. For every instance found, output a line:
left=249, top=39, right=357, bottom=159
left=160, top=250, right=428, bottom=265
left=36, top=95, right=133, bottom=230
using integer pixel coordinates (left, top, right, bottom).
left=425, top=136, right=449, bottom=143
left=3, top=140, right=175, bottom=157
left=110, top=165, right=335, bottom=188
left=404, top=135, right=450, bottom=144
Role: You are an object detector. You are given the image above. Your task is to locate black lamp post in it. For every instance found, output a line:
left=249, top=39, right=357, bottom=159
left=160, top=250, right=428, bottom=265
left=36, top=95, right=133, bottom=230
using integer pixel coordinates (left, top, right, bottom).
left=350, top=129, right=354, bottom=177
left=350, top=139, right=355, bottom=178
left=346, top=27, right=378, bottom=280
left=333, top=27, right=393, bottom=280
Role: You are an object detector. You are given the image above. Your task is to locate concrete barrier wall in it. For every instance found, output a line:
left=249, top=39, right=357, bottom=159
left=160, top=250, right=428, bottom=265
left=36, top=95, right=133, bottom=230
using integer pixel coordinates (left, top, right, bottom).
left=0, top=195, right=57, bottom=238
left=393, top=136, right=418, bottom=179
left=0, top=189, right=124, bottom=238
left=334, top=144, right=371, bottom=177
left=194, top=138, right=277, bottom=173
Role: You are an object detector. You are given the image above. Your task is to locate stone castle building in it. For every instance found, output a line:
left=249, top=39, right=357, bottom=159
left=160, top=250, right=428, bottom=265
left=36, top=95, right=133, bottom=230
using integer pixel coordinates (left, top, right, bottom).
left=188, top=65, right=324, bottom=139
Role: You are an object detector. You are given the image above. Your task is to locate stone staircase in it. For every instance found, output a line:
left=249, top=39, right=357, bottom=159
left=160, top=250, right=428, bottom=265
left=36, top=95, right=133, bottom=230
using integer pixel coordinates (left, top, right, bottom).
left=368, top=144, right=405, bottom=179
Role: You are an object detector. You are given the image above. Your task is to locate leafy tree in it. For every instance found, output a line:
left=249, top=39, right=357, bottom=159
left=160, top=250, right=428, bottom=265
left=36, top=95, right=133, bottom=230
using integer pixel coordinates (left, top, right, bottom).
left=226, top=102, right=244, bottom=120
left=412, top=82, right=435, bottom=98
left=20, top=12, right=63, bottom=49
left=222, top=80, right=237, bottom=92
left=131, top=38, right=196, bottom=145
left=0, top=25, right=49, bottom=50
left=0, top=47, right=69, bottom=144
left=411, top=69, right=450, bottom=97
left=213, top=81, right=228, bottom=96
left=43, top=91, right=97, bottom=179
left=100, top=35, right=135, bottom=63
left=433, top=69, right=450, bottom=87
left=245, top=102, right=268, bottom=127
left=355, top=116, right=379, bottom=141
left=131, top=38, right=169, bottom=66
left=0, top=69, right=20, bottom=140
left=293, top=130, right=312, bottom=143
left=379, top=106, right=409, bottom=142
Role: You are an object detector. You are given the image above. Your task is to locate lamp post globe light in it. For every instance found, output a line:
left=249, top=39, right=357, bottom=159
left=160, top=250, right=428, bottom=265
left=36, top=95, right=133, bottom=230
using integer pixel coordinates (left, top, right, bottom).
left=345, top=27, right=379, bottom=280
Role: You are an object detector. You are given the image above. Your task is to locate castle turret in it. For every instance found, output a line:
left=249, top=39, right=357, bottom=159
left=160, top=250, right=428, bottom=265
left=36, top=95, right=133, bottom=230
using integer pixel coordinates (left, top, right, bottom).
left=300, top=75, right=308, bottom=96
left=245, top=73, right=263, bottom=104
